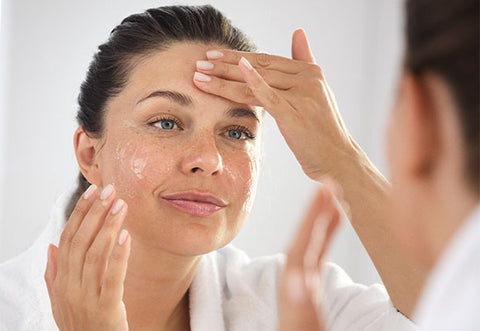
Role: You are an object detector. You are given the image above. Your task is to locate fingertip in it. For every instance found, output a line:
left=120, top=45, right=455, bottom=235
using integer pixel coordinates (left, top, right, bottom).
left=293, top=27, right=306, bottom=38
left=239, top=56, right=254, bottom=71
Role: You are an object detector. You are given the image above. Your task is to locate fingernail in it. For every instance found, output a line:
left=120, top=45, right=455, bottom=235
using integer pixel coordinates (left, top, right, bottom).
left=118, top=229, right=129, bottom=245
left=194, top=72, right=211, bottom=82
left=206, top=50, right=224, bottom=59
left=240, top=57, right=253, bottom=71
left=196, top=60, right=214, bottom=70
left=286, top=270, right=307, bottom=304
left=83, top=184, right=97, bottom=200
left=100, top=184, right=114, bottom=200
left=111, top=199, right=125, bottom=215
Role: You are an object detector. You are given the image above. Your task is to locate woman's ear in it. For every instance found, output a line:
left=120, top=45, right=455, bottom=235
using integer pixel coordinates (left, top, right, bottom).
left=399, top=72, right=440, bottom=180
left=74, top=127, right=102, bottom=186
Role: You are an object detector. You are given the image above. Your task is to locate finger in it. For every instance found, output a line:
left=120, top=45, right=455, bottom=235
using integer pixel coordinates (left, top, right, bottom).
left=45, top=244, right=58, bottom=304
left=100, top=229, right=131, bottom=305
left=83, top=199, right=127, bottom=298
left=68, top=184, right=116, bottom=285
left=280, top=269, right=324, bottom=331
left=193, top=71, right=260, bottom=105
left=237, top=57, right=295, bottom=123
left=206, top=49, right=312, bottom=74
left=317, top=206, right=340, bottom=267
left=291, top=28, right=316, bottom=63
left=57, top=185, right=97, bottom=285
left=286, top=188, right=328, bottom=270
left=196, top=60, right=296, bottom=90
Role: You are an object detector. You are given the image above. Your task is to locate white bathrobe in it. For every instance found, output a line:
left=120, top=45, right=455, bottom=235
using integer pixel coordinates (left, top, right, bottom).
left=0, top=191, right=414, bottom=331
left=414, top=205, right=480, bottom=330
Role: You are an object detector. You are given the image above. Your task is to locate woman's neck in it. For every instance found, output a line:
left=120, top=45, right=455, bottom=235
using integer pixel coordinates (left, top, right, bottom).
left=122, top=238, right=201, bottom=330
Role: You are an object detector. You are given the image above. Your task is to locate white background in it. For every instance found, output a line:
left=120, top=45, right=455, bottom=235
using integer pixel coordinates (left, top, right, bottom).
left=0, top=0, right=403, bottom=286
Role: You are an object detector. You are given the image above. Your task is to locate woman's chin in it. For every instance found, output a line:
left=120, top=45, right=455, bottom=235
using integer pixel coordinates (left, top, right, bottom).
left=134, top=221, right=237, bottom=256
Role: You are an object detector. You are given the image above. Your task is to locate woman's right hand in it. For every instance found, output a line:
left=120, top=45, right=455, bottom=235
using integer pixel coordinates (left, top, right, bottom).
left=194, top=28, right=358, bottom=182
left=44, top=184, right=131, bottom=330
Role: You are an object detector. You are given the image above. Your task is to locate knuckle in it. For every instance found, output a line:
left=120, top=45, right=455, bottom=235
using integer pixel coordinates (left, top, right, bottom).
left=216, top=78, right=227, bottom=92
left=256, top=53, right=271, bottom=67
left=267, top=90, right=281, bottom=106
left=69, top=200, right=89, bottom=220
left=70, top=233, right=85, bottom=250
left=59, top=230, right=73, bottom=247
left=256, top=67, right=266, bottom=77
left=218, top=63, right=230, bottom=76
left=85, top=250, right=101, bottom=266
left=309, top=64, right=324, bottom=78
left=243, top=84, right=255, bottom=99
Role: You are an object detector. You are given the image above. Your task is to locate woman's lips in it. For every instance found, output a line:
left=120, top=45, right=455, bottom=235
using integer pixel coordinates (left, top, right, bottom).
left=162, top=191, right=227, bottom=217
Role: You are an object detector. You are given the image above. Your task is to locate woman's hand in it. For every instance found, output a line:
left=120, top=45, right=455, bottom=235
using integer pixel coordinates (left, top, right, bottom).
left=279, top=181, right=340, bottom=331
left=194, top=28, right=356, bottom=181
left=44, top=184, right=131, bottom=331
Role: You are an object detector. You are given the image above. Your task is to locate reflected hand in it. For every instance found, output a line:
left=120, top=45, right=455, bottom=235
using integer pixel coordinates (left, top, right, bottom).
left=279, top=181, right=340, bottom=331
left=44, top=184, right=131, bottom=330
left=194, top=29, right=355, bottom=181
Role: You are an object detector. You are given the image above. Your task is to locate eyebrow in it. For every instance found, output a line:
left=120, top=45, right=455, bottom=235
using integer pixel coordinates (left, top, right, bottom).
left=227, top=107, right=260, bottom=122
left=136, top=90, right=193, bottom=106
left=136, top=89, right=259, bottom=122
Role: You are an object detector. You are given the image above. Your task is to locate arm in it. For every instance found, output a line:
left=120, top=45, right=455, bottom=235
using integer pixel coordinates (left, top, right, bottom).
left=193, top=29, right=426, bottom=317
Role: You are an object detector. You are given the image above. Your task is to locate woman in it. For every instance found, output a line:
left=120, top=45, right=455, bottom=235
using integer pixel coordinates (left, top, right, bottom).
left=218, top=0, right=477, bottom=329
left=0, top=5, right=419, bottom=330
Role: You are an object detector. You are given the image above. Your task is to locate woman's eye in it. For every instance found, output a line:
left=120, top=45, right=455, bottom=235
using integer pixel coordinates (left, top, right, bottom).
left=153, top=119, right=177, bottom=130
left=226, top=127, right=254, bottom=140
left=228, top=129, right=244, bottom=140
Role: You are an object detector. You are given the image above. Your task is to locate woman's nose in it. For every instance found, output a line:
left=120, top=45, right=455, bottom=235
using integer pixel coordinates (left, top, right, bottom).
left=180, top=134, right=223, bottom=176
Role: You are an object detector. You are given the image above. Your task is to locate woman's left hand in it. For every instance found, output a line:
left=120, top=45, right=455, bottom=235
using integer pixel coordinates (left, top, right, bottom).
left=278, top=181, right=340, bottom=331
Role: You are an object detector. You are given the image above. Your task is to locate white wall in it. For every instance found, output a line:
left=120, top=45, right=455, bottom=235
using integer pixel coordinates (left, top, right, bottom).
left=0, top=0, right=403, bottom=286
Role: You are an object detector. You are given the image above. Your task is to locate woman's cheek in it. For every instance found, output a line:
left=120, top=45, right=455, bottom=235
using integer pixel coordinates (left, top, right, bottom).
left=111, top=141, right=172, bottom=200
left=225, top=147, right=260, bottom=215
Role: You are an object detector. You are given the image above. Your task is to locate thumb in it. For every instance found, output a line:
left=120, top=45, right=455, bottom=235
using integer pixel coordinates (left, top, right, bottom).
left=44, top=244, right=58, bottom=300
left=291, top=28, right=316, bottom=63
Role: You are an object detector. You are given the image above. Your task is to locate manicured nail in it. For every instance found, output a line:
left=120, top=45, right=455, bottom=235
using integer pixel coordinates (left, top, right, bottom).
left=83, top=184, right=97, bottom=200
left=240, top=57, right=253, bottom=71
left=286, top=270, right=307, bottom=304
left=206, top=50, right=224, bottom=59
left=111, top=199, right=125, bottom=215
left=100, top=184, right=114, bottom=200
left=196, top=60, right=214, bottom=70
left=194, top=72, right=211, bottom=82
left=118, top=229, right=129, bottom=245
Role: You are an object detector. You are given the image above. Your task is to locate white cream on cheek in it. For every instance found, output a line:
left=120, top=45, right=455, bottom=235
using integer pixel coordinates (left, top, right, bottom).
left=114, top=141, right=150, bottom=199
left=226, top=139, right=262, bottom=214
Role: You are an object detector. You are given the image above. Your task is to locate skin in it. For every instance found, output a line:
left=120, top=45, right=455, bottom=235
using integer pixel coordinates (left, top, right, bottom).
left=387, top=71, right=478, bottom=267
left=194, top=28, right=426, bottom=317
left=279, top=181, right=341, bottom=331
left=45, top=42, right=263, bottom=330
left=275, top=35, right=479, bottom=330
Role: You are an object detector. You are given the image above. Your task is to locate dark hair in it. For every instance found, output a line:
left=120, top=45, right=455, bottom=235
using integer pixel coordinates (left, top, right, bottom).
left=405, top=0, right=479, bottom=193
left=65, top=5, right=257, bottom=219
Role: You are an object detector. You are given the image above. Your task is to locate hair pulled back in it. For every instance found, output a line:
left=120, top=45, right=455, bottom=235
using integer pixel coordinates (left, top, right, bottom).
left=66, top=5, right=256, bottom=219
left=405, top=0, right=479, bottom=193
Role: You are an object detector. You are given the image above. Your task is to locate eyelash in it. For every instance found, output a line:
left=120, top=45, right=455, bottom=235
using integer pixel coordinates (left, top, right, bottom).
left=225, top=125, right=256, bottom=140
left=148, top=115, right=183, bottom=130
left=147, top=115, right=256, bottom=140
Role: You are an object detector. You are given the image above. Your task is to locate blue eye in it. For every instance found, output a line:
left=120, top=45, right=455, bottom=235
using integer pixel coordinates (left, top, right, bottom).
left=228, top=129, right=243, bottom=140
left=154, top=119, right=177, bottom=130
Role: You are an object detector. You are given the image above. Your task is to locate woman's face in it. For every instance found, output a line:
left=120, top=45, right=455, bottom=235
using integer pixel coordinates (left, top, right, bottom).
left=94, top=42, right=262, bottom=256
